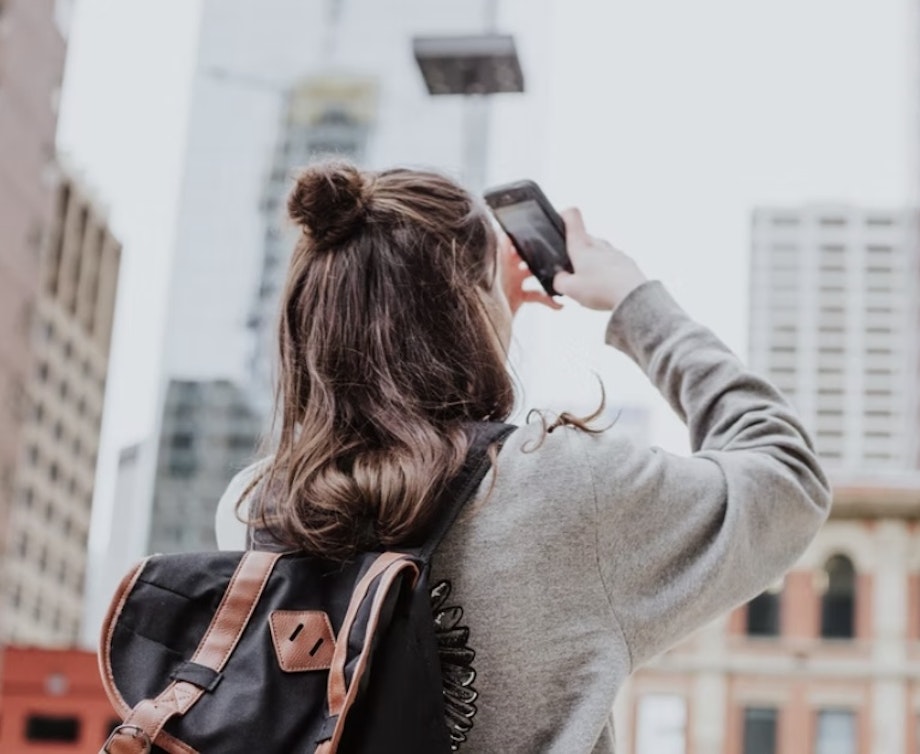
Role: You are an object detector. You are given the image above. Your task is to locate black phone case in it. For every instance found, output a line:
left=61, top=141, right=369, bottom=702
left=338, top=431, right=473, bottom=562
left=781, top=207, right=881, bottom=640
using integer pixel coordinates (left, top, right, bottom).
left=483, top=180, right=572, bottom=296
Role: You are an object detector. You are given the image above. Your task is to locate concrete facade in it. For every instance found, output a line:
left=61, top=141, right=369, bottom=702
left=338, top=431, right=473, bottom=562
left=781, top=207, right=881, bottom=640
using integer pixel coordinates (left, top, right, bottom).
left=614, top=484, right=920, bottom=754
left=247, top=74, right=377, bottom=421
left=2, top=173, right=121, bottom=646
left=146, top=379, right=261, bottom=555
left=0, top=0, right=67, bottom=564
left=749, top=207, right=920, bottom=473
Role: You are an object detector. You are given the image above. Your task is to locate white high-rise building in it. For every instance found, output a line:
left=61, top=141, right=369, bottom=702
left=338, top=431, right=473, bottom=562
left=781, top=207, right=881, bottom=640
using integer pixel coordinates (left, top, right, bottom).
left=160, top=0, right=546, bottom=386
left=749, top=206, right=920, bottom=473
left=247, top=74, right=378, bottom=419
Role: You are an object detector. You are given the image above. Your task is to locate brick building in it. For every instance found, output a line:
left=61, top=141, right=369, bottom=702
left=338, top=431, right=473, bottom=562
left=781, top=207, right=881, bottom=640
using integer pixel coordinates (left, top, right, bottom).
left=0, top=646, right=115, bottom=753
left=613, top=481, right=920, bottom=754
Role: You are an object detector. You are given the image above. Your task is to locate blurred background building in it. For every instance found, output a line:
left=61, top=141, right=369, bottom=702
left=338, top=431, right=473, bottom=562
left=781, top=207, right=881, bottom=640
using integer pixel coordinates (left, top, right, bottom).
left=1, top=170, right=120, bottom=646
left=247, top=73, right=378, bottom=418
left=749, top=206, right=920, bottom=473
left=0, top=645, right=113, bottom=753
left=0, top=0, right=69, bottom=627
left=614, top=481, right=920, bottom=754
left=146, top=379, right=260, bottom=554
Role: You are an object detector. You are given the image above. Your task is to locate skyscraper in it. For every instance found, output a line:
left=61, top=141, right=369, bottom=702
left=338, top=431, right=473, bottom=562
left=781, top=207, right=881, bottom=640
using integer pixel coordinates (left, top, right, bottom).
left=0, top=0, right=68, bottom=588
left=748, top=206, right=920, bottom=473
left=2, top=170, right=121, bottom=646
left=160, top=0, right=522, bottom=386
left=247, top=74, right=378, bottom=419
left=146, top=379, right=261, bottom=555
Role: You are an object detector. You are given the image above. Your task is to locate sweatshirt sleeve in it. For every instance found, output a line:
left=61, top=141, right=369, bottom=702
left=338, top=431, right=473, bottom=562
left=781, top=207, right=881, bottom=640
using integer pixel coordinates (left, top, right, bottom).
left=590, top=281, right=831, bottom=670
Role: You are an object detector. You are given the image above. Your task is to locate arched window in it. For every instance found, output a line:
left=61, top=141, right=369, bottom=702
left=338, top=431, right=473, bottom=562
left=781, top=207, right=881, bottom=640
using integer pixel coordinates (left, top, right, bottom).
left=820, top=555, right=855, bottom=639
left=746, top=581, right=783, bottom=637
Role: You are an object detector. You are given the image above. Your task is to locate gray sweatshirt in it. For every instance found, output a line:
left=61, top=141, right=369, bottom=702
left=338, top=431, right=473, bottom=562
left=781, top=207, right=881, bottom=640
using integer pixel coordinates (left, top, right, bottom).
left=215, top=281, right=831, bottom=753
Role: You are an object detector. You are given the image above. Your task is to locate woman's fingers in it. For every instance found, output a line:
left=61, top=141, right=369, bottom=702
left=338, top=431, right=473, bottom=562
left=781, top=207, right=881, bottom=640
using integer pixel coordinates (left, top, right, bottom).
left=496, top=230, right=565, bottom=315
left=520, top=289, right=563, bottom=310
left=553, top=207, right=648, bottom=311
left=560, top=207, right=591, bottom=250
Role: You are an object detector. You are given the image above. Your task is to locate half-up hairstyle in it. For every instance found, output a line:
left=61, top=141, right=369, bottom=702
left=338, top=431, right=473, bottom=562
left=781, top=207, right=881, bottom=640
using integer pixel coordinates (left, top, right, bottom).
left=247, top=160, right=514, bottom=559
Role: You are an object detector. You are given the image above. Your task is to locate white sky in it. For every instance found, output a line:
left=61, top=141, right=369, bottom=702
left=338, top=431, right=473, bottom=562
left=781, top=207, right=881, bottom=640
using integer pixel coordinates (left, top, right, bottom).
left=56, top=0, right=914, bottom=543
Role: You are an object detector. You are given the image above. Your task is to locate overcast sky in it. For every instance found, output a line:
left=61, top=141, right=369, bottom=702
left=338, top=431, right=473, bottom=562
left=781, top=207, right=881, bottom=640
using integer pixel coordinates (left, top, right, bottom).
left=56, top=0, right=914, bottom=544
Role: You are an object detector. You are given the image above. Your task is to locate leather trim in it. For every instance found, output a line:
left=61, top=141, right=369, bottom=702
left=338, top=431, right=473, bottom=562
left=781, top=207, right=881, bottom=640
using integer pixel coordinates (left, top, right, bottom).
left=324, top=554, right=420, bottom=751
left=101, top=724, right=201, bottom=754
left=156, top=730, right=200, bottom=754
left=190, top=551, right=282, bottom=671
left=325, top=552, right=411, bottom=715
left=102, top=551, right=282, bottom=754
left=99, top=557, right=152, bottom=719
left=118, top=683, right=203, bottom=753
left=269, top=610, right=336, bottom=672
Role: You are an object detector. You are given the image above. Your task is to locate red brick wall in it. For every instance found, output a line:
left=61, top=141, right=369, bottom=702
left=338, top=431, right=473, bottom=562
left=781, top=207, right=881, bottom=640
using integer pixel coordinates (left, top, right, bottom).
left=0, top=647, right=117, bottom=753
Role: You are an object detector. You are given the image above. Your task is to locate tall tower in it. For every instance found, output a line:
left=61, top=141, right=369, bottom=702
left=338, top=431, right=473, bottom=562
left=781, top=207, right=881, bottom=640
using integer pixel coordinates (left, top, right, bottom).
left=146, top=379, right=260, bottom=554
left=0, top=0, right=68, bottom=594
left=2, top=171, right=121, bottom=646
left=749, top=206, right=920, bottom=473
left=247, top=75, right=378, bottom=420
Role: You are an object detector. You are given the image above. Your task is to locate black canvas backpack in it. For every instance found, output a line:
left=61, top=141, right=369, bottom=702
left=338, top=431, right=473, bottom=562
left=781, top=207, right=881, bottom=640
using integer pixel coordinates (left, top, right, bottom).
left=98, top=423, right=515, bottom=754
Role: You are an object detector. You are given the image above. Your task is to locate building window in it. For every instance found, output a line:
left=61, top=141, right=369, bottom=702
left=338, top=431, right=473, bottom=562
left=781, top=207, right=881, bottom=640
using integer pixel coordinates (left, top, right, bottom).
left=743, top=707, right=778, bottom=754
left=635, top=694, right=686, bottom=754
left=170, top=432, right=194, bottom=450
left=747, top=585, right=782, bottom=637
left=820, top=555, right=856, bottom=639
left=815, top=709, right=856, bottom=754
left=25, top=714, right=81, bottom=742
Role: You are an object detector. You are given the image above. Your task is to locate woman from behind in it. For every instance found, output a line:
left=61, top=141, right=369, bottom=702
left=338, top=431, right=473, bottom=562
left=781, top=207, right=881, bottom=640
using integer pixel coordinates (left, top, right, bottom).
left=216, top=160, right=830, bottom=753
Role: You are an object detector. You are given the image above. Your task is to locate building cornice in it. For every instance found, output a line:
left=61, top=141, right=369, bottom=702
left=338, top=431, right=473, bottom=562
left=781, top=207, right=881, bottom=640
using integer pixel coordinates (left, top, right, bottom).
left=830, top=481, right=920, bottom=520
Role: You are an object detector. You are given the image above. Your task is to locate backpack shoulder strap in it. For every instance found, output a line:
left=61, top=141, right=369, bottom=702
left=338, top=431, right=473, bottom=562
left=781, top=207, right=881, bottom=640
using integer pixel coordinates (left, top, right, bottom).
left=416, top=422, right=516, bottom=563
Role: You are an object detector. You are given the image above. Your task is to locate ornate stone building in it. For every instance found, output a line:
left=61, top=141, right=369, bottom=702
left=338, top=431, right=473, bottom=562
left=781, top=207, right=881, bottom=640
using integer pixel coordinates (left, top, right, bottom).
left=614, top=480, right=920, bottom=754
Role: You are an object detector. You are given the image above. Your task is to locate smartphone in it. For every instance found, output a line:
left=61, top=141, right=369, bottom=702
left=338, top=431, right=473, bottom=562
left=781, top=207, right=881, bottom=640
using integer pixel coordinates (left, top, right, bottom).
left=483, top=180, right=573, bottom=296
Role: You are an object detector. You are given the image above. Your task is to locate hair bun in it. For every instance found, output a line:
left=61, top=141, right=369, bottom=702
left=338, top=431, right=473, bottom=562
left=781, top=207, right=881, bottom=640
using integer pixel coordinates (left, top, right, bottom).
left=288, top=160, right=368, bottom=247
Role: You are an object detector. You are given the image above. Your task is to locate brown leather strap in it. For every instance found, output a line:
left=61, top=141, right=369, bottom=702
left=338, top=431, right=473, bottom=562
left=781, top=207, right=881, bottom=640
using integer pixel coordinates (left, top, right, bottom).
left=102, top=723, right=200, bottom=754
left=321, top=554, right=420, bottom=752
left=325, top=552, right=412, bottom=715
left=104, top=551, right=281, bottom=754
left=190, top=550, right=281, bottom=670
left=102, top=724, right=151, bottom=754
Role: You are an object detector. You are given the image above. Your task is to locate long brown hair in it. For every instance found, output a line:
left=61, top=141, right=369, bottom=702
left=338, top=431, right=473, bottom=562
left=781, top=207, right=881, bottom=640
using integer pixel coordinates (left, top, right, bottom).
left=245, top=161, right=515, bottom=559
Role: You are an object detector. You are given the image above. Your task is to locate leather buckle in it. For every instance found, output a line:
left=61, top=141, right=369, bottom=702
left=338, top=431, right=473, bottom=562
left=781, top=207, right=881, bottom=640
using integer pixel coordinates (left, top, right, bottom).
left=103, top=724, right=152, bottom=754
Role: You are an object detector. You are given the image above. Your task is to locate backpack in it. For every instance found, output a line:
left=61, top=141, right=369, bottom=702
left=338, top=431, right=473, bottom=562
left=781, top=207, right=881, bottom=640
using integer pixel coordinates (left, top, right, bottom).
left=98, top=423, right=515, bottom=754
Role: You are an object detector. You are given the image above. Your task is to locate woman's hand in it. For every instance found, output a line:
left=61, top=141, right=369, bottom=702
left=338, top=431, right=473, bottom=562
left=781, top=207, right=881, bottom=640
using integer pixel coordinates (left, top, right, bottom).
left=552, top=208, right=647, bottom=311
left=498, top=232, right=563, bottom=317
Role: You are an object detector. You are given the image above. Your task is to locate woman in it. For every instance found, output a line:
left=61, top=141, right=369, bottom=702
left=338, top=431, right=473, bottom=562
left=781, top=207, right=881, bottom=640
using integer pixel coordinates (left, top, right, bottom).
left=216, top=161, right=830, bottom=752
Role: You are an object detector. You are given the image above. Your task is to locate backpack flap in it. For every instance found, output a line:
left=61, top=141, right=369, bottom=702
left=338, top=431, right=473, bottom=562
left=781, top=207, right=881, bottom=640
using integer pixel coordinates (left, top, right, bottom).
left=99, top=550, right=421, bottom=754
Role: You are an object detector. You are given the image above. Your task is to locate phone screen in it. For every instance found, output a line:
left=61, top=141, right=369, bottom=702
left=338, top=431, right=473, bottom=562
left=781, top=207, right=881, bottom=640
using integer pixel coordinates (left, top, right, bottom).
left=492, top=200, right=569, bottom=293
